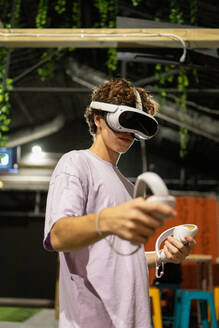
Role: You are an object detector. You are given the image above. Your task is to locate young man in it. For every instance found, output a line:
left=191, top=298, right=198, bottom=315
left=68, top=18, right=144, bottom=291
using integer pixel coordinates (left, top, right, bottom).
left=44, top=79, right=195, bottom=328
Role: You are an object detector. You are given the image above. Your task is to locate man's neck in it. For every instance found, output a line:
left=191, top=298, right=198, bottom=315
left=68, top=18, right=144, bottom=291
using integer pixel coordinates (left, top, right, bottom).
left=89, top=139, right=120, bottom=166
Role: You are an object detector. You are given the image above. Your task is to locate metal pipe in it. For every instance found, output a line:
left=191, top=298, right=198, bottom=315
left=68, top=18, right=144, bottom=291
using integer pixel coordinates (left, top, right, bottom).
left=10, top=86, right=219, bottom=94
left=159, top=101, right=219, bottom=142
left=135, top=68, right=179, bottom=86
left=0, top=211, right=45, bottom=217
left=13, top=50, right=62, bottom=84
left=140, top=140, right=147, bottom=172
left=65, top=60, right=219, bottom=142
left=166, top=94, right=219, bottom=115
left=6, top=114, right=65, bottom=147
left=12, top=87, right=90, bottom=93
left=149, top=88, right=219, bottom=94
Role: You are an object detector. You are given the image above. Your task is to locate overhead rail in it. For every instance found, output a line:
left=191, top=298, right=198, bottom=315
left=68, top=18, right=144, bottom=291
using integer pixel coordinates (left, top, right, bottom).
left=0, top=28, right=219, bottom=49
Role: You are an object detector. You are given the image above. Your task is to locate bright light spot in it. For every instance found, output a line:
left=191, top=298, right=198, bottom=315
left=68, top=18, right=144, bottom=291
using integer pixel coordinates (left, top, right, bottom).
left=0, top=154, right=9, bottom=166
left=0, top=181, right=3, bottom=189
left=32, top=145, right=42, bottom=155
left=30, top=145, right=44, bottom=163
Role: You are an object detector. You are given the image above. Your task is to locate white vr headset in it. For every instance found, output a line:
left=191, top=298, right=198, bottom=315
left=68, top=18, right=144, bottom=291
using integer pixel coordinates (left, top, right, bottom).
left=90, top=90, right=158, bottom=140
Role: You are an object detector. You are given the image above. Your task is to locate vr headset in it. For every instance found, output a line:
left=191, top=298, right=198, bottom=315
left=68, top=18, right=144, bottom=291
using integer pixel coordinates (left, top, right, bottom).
left=90, top=90, right=158, bottom=140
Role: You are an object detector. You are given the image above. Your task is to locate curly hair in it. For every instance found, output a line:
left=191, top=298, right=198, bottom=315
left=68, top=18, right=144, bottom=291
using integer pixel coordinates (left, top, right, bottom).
left=84, top=78, right=158, bottom=137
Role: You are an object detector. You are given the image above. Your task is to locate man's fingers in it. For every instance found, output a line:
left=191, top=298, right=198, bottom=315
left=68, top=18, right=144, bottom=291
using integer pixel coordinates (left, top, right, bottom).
left=168, top=235, right=196, bottom=253
left=165, top=235, right=197, bottom=263
left=136, top=200, right=176, bottom=220
left=165, top=240, right=183, bottom=256
left=125, top=219, right=158, bottom=241
left=163, top=245, right=180, bottom=262
left=120, top=231, right=149, bottom=244
left=184, top=236, right=196, bottom=249
left=131, top=210, right=163, bottom=230
left=111, top=198, right=177, bottom=244
left=167, top=236, right=184, bottom=249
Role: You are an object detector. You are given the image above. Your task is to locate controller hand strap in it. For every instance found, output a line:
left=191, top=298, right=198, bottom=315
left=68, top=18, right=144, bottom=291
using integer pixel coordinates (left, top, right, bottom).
left=134, top=172, right=169, bottom=198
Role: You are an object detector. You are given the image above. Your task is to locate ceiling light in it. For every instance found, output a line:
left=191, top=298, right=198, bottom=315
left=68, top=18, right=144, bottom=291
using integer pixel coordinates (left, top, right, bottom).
left=30, top=145, right=45, bottom=163
left=32, top=145, right=42, bottom=155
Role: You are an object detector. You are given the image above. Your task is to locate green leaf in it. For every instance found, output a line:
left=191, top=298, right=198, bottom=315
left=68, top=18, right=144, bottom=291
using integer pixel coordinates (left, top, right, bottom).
left=1, top=125, right=9, bottom=132
left=6, top=78, right=13, bottom=84
left=4, top=94, right=9, bottom=102
left=155, top=64, right=161, bottom=71
left=0, top=114, right=7, bottom=121
left=4, top=118, right=11, bottom=125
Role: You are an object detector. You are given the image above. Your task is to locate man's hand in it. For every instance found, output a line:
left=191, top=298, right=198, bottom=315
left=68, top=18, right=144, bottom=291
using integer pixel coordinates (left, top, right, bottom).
left=162, top=235, right=196, bottom=263
left=50, top=197, right=176, bottom=252
left=99, top=197, right=176, bottom=244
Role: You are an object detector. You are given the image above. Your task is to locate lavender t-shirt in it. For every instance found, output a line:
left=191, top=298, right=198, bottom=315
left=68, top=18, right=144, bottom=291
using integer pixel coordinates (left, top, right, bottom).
left=44, top=149, right=151, bottom=328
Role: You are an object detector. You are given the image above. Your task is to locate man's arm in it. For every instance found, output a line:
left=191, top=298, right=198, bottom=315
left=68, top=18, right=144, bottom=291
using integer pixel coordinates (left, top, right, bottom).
left=145, top=251, right=161, bottom=269
left=50, top=198, right=175, bottom=252
left=50, top=213, right=107, bottom=252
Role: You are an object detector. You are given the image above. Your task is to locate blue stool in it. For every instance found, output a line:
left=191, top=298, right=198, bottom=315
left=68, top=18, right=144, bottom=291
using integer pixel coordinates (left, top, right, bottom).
left=173, top=289, right=218, bottom=328
left=154, top=282, right=180, bottom=326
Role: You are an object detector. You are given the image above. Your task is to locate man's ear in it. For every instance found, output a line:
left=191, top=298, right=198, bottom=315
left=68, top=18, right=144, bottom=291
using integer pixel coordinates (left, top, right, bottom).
left=93, top=114, right=103, bottom=128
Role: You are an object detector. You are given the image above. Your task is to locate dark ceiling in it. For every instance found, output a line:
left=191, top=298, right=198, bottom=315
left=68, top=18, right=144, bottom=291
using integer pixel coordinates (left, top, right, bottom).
left=1, top=0, right=219, bottom=194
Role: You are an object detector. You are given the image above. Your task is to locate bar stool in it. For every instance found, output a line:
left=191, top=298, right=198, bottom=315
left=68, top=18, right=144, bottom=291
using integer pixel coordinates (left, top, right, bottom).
left=154, top=282, right=180, bottom=326
left=214, top=286, right=219, bottom=320
left=173, top=289, right=218, bottom=328
left=149, top=287, right=163, bottom=328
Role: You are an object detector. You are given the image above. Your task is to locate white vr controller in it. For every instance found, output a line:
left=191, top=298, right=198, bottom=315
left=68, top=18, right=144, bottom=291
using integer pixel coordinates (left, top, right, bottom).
left=134, top=172, right=198, bottom=277
left=134, top=172, right=176, bottom=211
left=156, top=224, right=198, bottom=262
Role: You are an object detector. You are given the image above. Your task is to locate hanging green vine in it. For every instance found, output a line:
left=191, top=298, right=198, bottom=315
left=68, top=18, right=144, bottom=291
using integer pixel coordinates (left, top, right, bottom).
left=68, top=0, right=81, bottom=52
left=94, top=0, right=108, bottom=28
left=131, top=0, right=142, bottom=6
left=95, top=0, right=118, bottom=76
left=72, top=0, right=81, bottom=28
left=0, top=49, right=12, bottom=146
left=36, top=0, right=49, bottom=28
left=176, top=68, right=189, bottom=158
left=154, top=0, right=198, bottom=158
left=37, top=0, right=82, bottom=81
left=36, top=0, right=57, bottom=81
left=37, top=50, right=55, bottom=82
left=169, top=0, right=197, bottom=158
left=55, top=0, right=66, bottom=15
left=0, top=0, right=22, bottom=146
left=154, top=64, right=170, bottom=105
left=14, top=0, right=21, bottom=24
left=189, top=0, right=198, bottom=25
left=106, top=48, right=117, bottom=74
left=107, top=0, right=118, bottom=76
left=37, top=48, right=65, bottom=81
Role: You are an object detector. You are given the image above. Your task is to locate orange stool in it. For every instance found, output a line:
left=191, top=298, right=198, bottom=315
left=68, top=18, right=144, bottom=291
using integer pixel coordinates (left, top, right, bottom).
left=149, top=287, right=163, bottom=328
left=214, top=286, right=219, bottom=320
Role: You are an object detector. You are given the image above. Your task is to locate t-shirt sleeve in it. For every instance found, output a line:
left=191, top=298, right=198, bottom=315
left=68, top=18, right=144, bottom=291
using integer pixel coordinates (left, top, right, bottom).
left=43, top=153, right=87, bottom=251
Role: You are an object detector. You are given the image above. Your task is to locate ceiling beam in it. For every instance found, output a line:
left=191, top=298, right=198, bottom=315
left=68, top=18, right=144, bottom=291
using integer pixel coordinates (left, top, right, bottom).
left=10, top=87, right=219, bottom=94
left=0, top=28, right=219, bottom=48
left=11, top=87, right=89, bottom=92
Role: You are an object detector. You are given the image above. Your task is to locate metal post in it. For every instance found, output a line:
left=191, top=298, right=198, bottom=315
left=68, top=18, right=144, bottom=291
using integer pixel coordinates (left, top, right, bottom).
left=140, top=140, right=147, bottom=172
